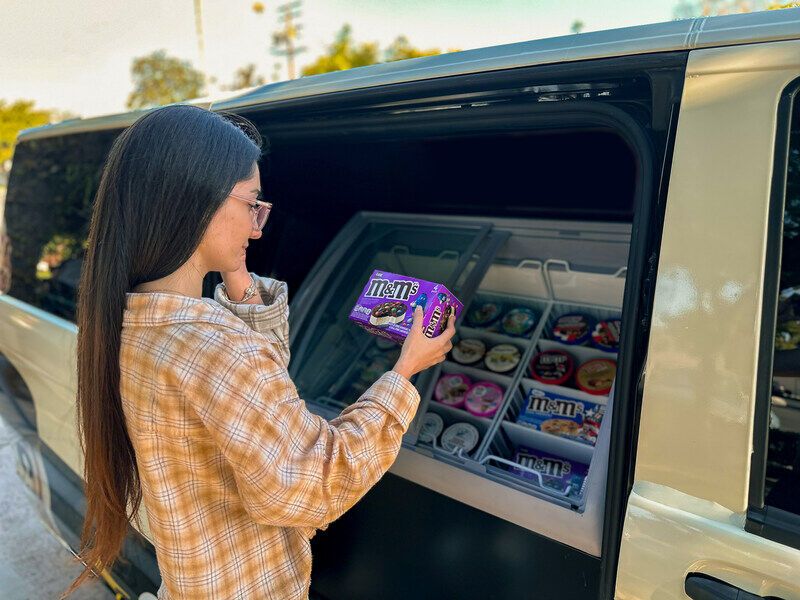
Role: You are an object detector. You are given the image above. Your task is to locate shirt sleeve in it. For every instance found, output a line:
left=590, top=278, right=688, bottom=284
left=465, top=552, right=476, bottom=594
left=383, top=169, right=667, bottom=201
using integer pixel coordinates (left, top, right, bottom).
left=214, top=273, right=290, bottom=369
left=178, top=327, right=420, bottom=530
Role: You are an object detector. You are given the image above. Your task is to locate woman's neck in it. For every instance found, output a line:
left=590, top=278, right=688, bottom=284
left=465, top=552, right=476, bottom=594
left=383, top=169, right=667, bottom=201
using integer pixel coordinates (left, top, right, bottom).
left=131, top=261, right=206, bottom=299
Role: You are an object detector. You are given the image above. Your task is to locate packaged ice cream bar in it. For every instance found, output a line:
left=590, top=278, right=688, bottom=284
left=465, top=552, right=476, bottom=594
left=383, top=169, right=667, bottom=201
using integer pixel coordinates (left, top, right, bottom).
left=516, top=386, right=605, bottom=446
left=510, top=445, right=589, bottom=496
left=349, top=270, right=463, bottom=345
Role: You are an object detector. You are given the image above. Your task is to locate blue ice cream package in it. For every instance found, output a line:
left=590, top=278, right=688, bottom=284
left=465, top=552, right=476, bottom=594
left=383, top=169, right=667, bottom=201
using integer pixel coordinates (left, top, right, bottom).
left=349, top=270, right=463, bottom=345
left=516, top=387, right=606, bottom=446
left=510, top=446, right=589, bottom=496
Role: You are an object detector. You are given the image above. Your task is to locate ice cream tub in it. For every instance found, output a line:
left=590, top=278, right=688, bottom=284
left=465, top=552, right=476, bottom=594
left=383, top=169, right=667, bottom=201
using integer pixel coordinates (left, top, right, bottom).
left=349, top=270, right=463, bottom=344
left=464, top=381, right=504, bottom=418
left=435, top=373, right=471, bottom=408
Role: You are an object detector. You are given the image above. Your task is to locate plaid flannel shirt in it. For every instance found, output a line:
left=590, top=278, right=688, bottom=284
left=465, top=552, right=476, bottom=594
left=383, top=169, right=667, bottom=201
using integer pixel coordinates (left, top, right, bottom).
left=120, top=274, right=420, bottom=599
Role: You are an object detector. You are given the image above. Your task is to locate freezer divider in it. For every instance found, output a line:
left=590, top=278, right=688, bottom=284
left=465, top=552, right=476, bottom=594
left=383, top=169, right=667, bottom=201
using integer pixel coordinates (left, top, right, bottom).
left=544, top=258, right=627, bottom=308
left=478, top=258, right=550, bottom=299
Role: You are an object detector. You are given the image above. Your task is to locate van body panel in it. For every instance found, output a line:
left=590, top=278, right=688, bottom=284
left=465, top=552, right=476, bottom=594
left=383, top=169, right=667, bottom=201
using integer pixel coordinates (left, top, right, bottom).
left=636, top=37, right=800, bottom=513
left=618, top=482, right=800, bottom=599
left=0, top=294, right=81, bottom=473
left=616, top=39, right=800, bottom=599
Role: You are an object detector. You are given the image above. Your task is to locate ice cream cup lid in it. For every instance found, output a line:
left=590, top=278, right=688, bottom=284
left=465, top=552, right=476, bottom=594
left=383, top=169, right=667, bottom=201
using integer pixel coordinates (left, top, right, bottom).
left=552, top=313, right=593, bottom=345
left=464, top=381, right=504, bottom=417
left=530, top=350, right=575, bottom=386
left=419, top=412, right=444, bottom=444
left=590, top=319, right=621, bottom=352
left=484, top=343, right=521, bottom=373
left=434, top=373, right=472, bottom=406
left=500, top=307, right=537, bottom=337
left=466, top=301, right=504, bottom=327
left=440, top=422, right=480, bottom=454
left=452, top=338, right=487, bottom=365
left=575, top=358, right=616, bottom=395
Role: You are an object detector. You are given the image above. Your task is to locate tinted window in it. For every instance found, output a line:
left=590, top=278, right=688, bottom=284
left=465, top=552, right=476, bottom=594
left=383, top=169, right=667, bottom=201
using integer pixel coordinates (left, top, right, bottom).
left=4, top=130, right=119, bottom=321
left=765, top=93, right=800, bottom=516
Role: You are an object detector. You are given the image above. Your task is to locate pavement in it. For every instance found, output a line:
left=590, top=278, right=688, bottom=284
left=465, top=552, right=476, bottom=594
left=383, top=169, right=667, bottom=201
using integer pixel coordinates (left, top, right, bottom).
left=0, top=410, right=112, bottom=599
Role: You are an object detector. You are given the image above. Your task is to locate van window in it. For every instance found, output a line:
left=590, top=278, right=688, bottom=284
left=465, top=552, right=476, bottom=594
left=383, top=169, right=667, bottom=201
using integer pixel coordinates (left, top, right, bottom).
left=764, top=90, right=800, bottom=518
left=4, top=130, right=118, bottom=321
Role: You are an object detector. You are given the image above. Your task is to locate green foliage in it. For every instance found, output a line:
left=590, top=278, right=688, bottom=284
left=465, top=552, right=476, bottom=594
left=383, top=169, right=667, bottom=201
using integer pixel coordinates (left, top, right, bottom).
left=384, top=35, right=444, bottom=62
left=302, top=25, right=449, bottom=77
left=673, top=0, right=768, bottom=18
left=302, top=25, right=379, bottom=76
left=0, top=100, right=52, bottom=173
left=126, top=50, right=205, bottom=110
left=224, top=64, right=266, bottom=91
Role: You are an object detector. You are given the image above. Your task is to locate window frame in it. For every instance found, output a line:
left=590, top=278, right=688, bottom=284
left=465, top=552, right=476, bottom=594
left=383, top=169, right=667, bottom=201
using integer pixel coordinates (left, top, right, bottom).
left=746, top=77, right=800, bottom=551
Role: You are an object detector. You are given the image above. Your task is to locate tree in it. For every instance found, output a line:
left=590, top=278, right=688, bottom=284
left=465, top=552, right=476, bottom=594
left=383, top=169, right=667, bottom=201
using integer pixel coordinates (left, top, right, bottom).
left=223, top=64, right=266, bottom=91
left=302, top=25, right=450, bottom=77
left=126, top=50, right=205, bottom=110
left=673, top=0, right=765, bottom=18
left=0, top=100, right=53, bottom=181
left=384, top=35, right=444, bottom=62
left=570, top=20, right=585, bottom=34
left=302, top=25, right=379, bottom=76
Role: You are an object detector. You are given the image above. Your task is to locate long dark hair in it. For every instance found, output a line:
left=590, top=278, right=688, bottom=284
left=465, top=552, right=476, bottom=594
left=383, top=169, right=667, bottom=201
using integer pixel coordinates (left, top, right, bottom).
left=65, top=105, right=262, bottom=597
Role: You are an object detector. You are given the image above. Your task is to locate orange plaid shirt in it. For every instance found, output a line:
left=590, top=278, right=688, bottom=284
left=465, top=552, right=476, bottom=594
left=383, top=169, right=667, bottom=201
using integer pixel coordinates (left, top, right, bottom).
left=120, top=274, right=420, bottom=599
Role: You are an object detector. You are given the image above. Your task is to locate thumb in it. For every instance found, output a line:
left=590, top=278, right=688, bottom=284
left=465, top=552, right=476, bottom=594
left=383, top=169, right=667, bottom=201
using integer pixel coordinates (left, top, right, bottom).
left=447, top=310, right=456, bottom=331
left=412, top=305, right=423, bottom=329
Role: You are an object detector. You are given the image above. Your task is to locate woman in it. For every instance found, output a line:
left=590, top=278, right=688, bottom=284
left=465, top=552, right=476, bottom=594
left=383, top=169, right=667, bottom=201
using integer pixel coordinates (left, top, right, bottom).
left=66, top=105, right=454, bottom=599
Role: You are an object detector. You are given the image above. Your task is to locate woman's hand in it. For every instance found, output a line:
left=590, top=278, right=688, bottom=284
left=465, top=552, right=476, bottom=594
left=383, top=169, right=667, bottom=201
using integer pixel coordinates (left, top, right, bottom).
left=220, top=252, right=261, bottom=304
left=392, top=306, right=456, bottom=380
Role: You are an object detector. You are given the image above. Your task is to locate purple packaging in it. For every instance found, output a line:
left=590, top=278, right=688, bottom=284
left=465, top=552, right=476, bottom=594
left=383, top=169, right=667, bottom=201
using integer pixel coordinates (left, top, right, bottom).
left=349, top=270, right=463, bottom=345
left=510, top=446, right=589, bottom=497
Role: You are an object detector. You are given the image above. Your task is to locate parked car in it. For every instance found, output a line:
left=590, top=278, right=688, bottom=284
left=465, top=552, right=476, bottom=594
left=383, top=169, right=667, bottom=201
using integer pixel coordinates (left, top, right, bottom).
left=2, top=9, right=800, bottom=599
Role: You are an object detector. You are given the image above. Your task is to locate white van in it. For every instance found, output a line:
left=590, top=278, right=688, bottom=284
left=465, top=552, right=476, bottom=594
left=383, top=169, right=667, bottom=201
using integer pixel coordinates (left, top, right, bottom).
left=1, top=9, right=800, bottom=599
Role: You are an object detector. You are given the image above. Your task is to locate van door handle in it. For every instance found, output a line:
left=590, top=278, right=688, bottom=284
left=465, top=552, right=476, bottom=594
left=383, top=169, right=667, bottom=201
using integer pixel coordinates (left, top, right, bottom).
left=685, top=573, right=785, bottom=600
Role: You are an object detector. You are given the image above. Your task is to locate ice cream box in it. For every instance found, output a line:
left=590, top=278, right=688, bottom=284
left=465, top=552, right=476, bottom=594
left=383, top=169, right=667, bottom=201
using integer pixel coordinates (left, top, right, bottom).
left=510, top=445, right=589, bottom=496
left=516, top=387, right=606, bottom=446
left=349, top=270, right=463, bottom=345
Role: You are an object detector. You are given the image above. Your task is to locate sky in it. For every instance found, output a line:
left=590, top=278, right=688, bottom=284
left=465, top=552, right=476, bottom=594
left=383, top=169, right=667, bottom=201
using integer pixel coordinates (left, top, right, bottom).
left=1, top=0, right=684, bottom=119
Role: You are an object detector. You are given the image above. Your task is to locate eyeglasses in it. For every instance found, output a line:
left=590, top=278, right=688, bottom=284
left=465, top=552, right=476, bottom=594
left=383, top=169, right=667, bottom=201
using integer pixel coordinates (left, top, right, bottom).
left=229, top=190, right=273, bottom=230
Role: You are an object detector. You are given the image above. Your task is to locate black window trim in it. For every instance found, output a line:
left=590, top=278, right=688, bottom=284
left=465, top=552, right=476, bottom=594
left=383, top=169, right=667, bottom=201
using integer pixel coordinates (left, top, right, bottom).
left=746, top=76, right=800, bottom=551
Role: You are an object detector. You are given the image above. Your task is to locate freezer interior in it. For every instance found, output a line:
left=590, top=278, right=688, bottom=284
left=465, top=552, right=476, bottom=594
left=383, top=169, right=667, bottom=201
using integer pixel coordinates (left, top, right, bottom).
left=290, top=212, right=628, bottom=547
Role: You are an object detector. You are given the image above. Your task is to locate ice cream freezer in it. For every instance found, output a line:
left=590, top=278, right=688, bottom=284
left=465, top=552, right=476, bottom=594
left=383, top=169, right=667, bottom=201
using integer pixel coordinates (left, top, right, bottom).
left=288, top=211, right=630, bottom=598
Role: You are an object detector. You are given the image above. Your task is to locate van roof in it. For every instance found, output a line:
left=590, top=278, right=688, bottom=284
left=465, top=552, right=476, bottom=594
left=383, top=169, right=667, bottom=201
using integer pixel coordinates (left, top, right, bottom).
left=18, top=8, right=800, bottom=142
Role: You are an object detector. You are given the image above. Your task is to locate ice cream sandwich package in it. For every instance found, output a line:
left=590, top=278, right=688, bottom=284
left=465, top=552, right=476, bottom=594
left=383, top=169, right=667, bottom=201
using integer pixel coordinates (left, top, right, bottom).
left=349, top=270, right=463, bottom=345
left=510, top=446, right=589, bottom=496
left=517, top=387, right=606, bottom=446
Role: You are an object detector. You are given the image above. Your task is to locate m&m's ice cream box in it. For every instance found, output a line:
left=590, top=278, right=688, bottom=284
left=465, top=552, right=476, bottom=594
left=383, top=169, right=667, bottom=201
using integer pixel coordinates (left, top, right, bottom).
left=510, top=446, right=589, bottom=497
left=349, top=270, right=463, bottom=345
left=516, top=387, right=606, bottom=446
